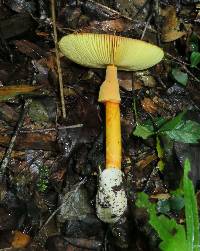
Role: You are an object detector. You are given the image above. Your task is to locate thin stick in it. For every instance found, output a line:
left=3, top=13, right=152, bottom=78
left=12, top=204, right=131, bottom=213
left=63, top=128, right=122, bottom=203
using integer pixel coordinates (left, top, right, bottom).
left=166, top=52, right=200, bottom=83
left=51, top=0, right=66, bottom=119
left=0, top=99, right=31, bottom=182
left=141, top=13, right=153, bottom=40
left=0, top=124, right=83, bottom=135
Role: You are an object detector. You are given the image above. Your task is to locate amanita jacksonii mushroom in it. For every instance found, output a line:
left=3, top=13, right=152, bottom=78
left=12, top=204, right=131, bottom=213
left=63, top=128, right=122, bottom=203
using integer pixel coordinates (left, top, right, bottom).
left=59, top=33, right=164, bottom=223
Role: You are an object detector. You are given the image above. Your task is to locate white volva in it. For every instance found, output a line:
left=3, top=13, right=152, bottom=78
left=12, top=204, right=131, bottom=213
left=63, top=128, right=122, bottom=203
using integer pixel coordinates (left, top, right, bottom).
left=96, top=168, right=127, bottom=223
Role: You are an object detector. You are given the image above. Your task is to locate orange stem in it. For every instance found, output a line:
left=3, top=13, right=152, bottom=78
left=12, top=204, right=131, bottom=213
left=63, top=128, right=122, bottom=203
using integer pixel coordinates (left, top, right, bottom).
left=98, top=65, right=121, bottom=169
left=105, top=101, right=121, bottom=169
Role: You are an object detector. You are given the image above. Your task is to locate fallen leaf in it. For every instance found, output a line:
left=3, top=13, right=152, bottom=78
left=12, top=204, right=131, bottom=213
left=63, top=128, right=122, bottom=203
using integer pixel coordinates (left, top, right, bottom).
left=133, top=80, right=143, bottom=90
left=0, top=149, right=25, bottom=159
left=190, top=51, right=200, bottom=67
left=136, top=154, right=157, bottom=169
left=36, top=31, right=49, bottom=37
left=83, top=18, right=130, bottom=33
left=161, top=6, right=186, bottom=42
left=150, top=193, right=171, bottom=200
left=0, top=131, right=57, bottom=151
left=162, top=30, right=186, bottom=43
left=0, top=85, right=41, bottom=100
left=172, top=68, right=188, bottom=86
left=141, top=98, right=158, bottom=114
left=12, top=230, right=31, bottom=248
left=14, top=40, right=47, bottom=59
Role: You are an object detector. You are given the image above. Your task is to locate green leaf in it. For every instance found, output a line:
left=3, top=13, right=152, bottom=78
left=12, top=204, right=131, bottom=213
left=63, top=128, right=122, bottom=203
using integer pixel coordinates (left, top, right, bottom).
left=189, top=42, right=199, bottom=52
left=189, top=33, right=199, bottom=52
left=136, top=193, right=189, bottom=251
left=136, top=160, right=200, bottom=251
left=183, top=159, right=199, bottom=251
left=169, top=196, right=184, bottom=212
left=154, top=117, right=168, bottom=129
left=172, top=68, right=188, bottom=86
left=164, top=120, right=200, bottom=143
left=156, top=136, right=165, bottom=171
left=158, top=111, right=186, bottom=133
left=190, top=51, right=200, bottom=68
left=157, top=199, right=170, bottom=214
left=133, top=122, right=154, bottom=139
left=157, top=196, right=184, bottom=214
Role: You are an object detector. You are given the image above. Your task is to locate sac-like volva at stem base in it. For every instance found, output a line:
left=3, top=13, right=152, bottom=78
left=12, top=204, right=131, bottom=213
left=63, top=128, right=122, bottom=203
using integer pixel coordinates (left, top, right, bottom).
left=96, top=168, right=127, bottom=223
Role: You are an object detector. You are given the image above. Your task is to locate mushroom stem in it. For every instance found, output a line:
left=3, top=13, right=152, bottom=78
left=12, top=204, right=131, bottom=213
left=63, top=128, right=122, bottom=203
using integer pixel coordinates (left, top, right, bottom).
left=98, top=65, right=121, bottom=169
left=97, top=65, right=125, bottom=222
left=106, top=102, right=121, bottom=169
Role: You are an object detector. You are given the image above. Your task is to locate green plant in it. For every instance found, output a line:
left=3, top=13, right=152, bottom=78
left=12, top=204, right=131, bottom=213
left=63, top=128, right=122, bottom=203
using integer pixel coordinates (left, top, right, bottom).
left=136, top=159, right=200, bottom=251
left=37, top=165, right=49, bottom=192
left=133, top=111, right=200, bottom=144
left=171, top=68, right=188, bottom=86
left=170, top=32, right=200, bottom=86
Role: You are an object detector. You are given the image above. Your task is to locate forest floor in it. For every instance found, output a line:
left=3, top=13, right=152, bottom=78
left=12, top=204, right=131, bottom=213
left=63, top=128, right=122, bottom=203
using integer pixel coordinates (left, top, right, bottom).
left=0, top=0, right=200, bottom=250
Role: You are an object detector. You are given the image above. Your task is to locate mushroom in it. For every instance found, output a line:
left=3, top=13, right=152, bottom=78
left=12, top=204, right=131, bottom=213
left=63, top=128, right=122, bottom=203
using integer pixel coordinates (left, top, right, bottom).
left=59, top=33, right=164, bottom=223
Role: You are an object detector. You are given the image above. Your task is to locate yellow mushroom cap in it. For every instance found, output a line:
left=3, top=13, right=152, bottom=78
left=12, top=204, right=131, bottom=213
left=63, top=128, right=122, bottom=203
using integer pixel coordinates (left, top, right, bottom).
left=59, top=33, right=164, bottom=71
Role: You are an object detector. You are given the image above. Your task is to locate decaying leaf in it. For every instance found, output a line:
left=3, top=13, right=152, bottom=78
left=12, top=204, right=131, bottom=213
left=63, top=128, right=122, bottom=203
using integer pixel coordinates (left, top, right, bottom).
left=161, top=6, right=186, bottom=42
left=86, top=18, right=130, bottom=33
left=141, top=98, right=158, bottom=114
left=0, top=85, right=41, bottom=100
left=12, top=230, right=31, bottom=248
left=136, top=153, right=157, bottom=169
left=150, top=193, right=171, bottom=200
left=0, top=131, right=57, bottom=151
left=14, top=40, right=47, bottom=59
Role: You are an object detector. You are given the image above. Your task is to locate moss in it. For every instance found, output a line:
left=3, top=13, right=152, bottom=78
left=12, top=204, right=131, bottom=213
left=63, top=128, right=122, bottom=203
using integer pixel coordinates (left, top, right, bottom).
left=29, top=100, right=49, bottom=123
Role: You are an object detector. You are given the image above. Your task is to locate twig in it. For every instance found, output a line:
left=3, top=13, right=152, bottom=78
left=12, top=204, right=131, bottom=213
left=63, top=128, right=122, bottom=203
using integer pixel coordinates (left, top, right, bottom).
left=51, top=0, right=66, bottom=119
left=0, top=124, right=84, bottom=135
left=83, top=0, right=132, bottom=21
left=78, top=0, right=157, bottom=34
left=166, top=52, right=190, bottom=66
left=182, top=65, right=200, bottom=83
left=0, top=99, right=31, bottom=182
left=166, top=52, right=200, bottom=83
left=141, top=13, right=153, bottom=40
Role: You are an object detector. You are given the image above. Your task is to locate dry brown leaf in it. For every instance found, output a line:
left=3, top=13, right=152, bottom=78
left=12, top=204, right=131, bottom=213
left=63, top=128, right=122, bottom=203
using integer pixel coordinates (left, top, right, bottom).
left=63, top=87, right=76, bottom=97
left=118, top=72, right=143, bottom=91
left=0, top=150, right=25, bottom=159
left=14, top=40, right=47, bottom=59
left=141, top=97, right=158, bottom=114
left=119, top=79, right=133, bottom=91
left=45, top=55, right=57, bottom=72
left=11, top=230, right=31, bottom=248
left=0, top=85, right=41, bottom=97
left=36, top=31, right=49, bottom=37
left=0, top=131, right=57, bottom=151
left=161, top=6, right=177, bottom=31
left=133, top=80, right=143, bottom=90
left=150, top=193, right=171, bottom=200
left=136, top=154, right=157, bottom=169
left=162, top=30, right=186, bottom=43
left=161, top=6, right=186, bottom=42
left=83, top=18, right=130, bottom=33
